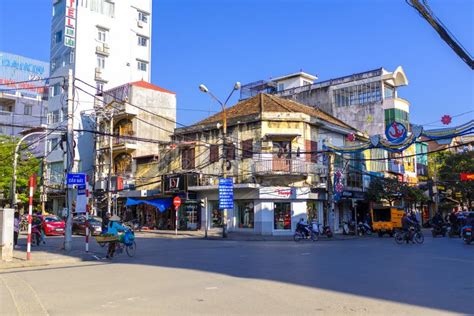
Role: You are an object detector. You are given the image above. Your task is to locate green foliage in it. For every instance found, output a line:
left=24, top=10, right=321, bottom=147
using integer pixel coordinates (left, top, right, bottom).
left=367, top=177, right=428, bottom=206
left=0, top=135, right=40, bottom=205
left=437, top=151, right=474, bottom=205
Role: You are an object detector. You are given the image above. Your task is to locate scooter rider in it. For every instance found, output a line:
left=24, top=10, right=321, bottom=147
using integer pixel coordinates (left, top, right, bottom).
left=402, top=213, right=414, bottom=244
left=296, top=218, right=310, bottom=238
left=432, top=212, right=444, bottom=227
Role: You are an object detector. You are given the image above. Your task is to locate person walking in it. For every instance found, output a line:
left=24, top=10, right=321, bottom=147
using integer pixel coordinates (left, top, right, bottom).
left=13, top=212, right=20, bottom=248
left=106, top=215, right=127, bottom=259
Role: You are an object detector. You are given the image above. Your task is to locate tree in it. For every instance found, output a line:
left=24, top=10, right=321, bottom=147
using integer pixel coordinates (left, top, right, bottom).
left=366, top=177, right=404, bottom=206
left=0, top=135, right=40, bottom=207
left=436, top=151, right=474, bottom=208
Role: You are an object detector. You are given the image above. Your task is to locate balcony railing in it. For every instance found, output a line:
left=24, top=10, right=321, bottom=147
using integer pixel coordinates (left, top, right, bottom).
left=254, top=159, right=327, bottom=176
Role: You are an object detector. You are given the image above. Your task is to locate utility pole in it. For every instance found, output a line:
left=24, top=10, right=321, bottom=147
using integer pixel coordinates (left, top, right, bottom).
left=64, top=69, right=74, bottom=252
left=326, top=152, right=335, bottom=232
left=107, top=114, right=113, bottom=215
left=222, top=109, right=228, bottom=238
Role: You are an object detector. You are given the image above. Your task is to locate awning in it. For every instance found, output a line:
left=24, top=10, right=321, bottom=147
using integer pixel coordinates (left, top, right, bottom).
left=125, top=198, right=172, bottom=212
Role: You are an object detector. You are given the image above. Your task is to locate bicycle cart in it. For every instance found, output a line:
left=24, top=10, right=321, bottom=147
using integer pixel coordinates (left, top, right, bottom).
left=95, top=231, right=136, bottom=257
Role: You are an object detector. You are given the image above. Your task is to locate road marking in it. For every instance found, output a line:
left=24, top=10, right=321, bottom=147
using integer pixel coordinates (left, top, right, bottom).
left=301, top=253, right=311, bottom=256
left=205, top=287, right=218, bottom=290
left=92, top=255, right=101, bottom=260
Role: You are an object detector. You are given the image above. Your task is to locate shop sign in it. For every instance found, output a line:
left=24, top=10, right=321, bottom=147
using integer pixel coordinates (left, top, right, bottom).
left=385, top=121, right=407, bottom=145
left=259, top=187, right=302, bottom=199
left=76, top=185, right=87, bottom=213
left=164, top=174, right=185, bottom=192
left=218, top=178, right=233, bottom=209
left=64, top=0, right=76, bottom=48
left=460, top=173, right=474, bottom=181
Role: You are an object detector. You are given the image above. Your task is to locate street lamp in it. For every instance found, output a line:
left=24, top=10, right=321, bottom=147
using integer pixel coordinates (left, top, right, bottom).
left=199, top=82, right=241, bottom=238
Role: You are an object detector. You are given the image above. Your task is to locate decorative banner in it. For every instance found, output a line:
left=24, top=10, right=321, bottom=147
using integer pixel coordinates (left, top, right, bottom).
left=333, top=169, right=344, bottom=202
left=385, top=121, right=408, bottom=145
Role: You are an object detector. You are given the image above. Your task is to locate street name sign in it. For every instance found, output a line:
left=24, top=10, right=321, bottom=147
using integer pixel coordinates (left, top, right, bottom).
left=67, top=173, right=86, bottom=186
left=218, top=178, right=234, bottom=209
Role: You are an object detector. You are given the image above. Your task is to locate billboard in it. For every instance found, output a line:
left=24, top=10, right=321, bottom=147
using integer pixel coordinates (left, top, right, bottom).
left=0, top=52, right=49, bottom=99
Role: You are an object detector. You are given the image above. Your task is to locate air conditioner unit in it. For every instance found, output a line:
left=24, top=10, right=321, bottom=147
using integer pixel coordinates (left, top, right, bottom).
left=137, top=20, right=143, bottom=28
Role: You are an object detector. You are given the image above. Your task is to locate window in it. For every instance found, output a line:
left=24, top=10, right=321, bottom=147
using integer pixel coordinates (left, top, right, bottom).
left=235, top=201, right=254, bottom=229
left=241, top=139, right=253, bottom=159
left=96, top=82, right=104, bottom=95
left=97, top=27, right=107, bottom=42
left=49, top=137, right=60, bottom=151
left=209, top=144, right=219, bottom=163
left=385, top=108, right=408, bottom=128
left=333, top=81, right=382, bottom=107
left=114, top=153, right=132, bottom=174
left=277, top=83, right=285, bottom=92
left=306, top=140, right=318, bottom=163
left=138, top=11, right=148, bottom=23
left=137, top=35, right=148, bottom=47
left=53, top=1, right=64, bottom=17
left=274, top=202, right=291, bottom=230
left=226, top=143, right=235, bottom=160
left=384, top=84, right=395, bottom=99
left=51, top=83, right=62, bottom=97
left=51, top=57, right=60, bottom=72
left=24, top=104, right=33, bottom=116
left=54, top=30, right=63, bottom=44
left=48, top=110, right=61, bottom=124
left=346, top=153, right=363, bottom=188
left=90, top=0, right=115, bottom=17
left=182, top=147, right=195, bottom=169
left=97, top=56, right=105, bottom=69
left=208, top=201, right=222, bottom=228
left=137, top=60, right=148, bottom=71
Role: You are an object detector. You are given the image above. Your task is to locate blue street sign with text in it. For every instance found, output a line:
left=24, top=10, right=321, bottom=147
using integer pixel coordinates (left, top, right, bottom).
left=218, top=178, right=234, bottom=210
left=67, top=173, right=86, bottom=186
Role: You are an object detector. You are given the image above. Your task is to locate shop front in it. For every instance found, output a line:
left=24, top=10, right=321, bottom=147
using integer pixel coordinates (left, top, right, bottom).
left=191, top=184, right=326, bottom=236
left=335, top=190, right=368, bottom=232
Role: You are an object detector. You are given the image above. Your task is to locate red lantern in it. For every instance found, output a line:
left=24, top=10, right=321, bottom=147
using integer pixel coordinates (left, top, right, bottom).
left=441, top=115, right=452, bottom=125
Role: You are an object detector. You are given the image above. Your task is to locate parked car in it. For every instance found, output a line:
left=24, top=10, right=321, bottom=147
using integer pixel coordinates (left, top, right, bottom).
left=42, top=215, right=65, bottom=236
left=72, top=215, right=102, bottom=236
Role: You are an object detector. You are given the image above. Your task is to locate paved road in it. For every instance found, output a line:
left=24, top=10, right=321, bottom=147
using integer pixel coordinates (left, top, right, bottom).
left=1, top=234, right=473, bottom=315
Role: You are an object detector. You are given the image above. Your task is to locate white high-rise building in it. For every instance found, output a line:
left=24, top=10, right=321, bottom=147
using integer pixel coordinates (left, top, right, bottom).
left=47, top=0, right=152, bottom=212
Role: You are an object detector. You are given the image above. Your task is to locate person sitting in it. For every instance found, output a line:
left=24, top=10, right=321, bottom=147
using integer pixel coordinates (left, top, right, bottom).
left=106, top=215, right=127, bottom=259
left=296, top=218, right=309, bottom=237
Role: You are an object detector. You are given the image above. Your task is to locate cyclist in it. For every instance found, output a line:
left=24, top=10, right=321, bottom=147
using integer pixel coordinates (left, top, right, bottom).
left=106, top=215, right=127, bottom=259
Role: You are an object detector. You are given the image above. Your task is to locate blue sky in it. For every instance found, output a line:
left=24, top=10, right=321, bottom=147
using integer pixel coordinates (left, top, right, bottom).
left=0, top=0, right=473, bottom=128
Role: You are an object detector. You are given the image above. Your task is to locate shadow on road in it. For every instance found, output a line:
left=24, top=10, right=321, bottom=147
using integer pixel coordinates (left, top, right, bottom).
left=4, top=232, right=474, bottom=314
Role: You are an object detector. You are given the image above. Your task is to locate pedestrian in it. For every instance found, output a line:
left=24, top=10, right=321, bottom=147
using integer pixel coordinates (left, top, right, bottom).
left=102, top=212, right=111, bottom=233
left=106, top=215, right=127, bottom=259
left=13, top=212, right=20, bottom=248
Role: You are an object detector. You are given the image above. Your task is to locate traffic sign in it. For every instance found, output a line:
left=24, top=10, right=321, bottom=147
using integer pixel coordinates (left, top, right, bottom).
left=173, top=196, right=182, bottom=208
left=218, top=178, right=234, bottom=209
left=67, top=173, right=86, bottom=185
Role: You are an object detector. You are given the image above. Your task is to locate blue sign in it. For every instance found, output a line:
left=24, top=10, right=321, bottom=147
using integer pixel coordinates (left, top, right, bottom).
left=385, top=121, right=408, bottom=145
left=67, top=173, right=86, bottom=185
left=218, top=178, right=234, bottom=210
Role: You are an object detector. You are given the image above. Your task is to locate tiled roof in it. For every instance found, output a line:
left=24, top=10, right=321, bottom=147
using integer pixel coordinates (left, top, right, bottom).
left=131, top=80, right=176, bottom=95
left=195, top=93, right=356, bottom=131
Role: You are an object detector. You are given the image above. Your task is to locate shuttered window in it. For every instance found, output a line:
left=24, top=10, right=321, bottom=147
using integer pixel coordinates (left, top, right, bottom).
left=210, top=144, right=219, bottom=163
left=306, top=140, right=318, bottom=163
left=181, top=147, right=195, bottom=170
left=226, top=143, right=235, bottom=161
left=241, top=139, right=253, bottom=159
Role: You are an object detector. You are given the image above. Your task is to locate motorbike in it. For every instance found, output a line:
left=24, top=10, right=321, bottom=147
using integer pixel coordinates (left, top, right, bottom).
left=357, top=222, right=372, bottom=236
left=31, top=224, right=43, bottom=246
left=462, top=225, right=472, bottom=245
left=294, top=224, right=318, bottom=242
left=448, top=223, right=462, bottom=238
left=318, top=224, right=333, bottom=238
left=431, top=222, right=448, bottom=237
left=342, top=221, right=356, bottom=235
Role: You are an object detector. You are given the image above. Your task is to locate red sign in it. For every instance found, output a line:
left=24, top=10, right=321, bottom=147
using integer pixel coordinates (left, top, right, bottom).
left=460, top=173, right=474, bottom=181
left=173, top=196, right=182, bottom=208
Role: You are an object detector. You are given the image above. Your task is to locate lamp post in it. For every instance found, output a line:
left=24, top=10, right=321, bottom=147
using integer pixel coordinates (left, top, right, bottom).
left=199, top=82, right=241, bottom=238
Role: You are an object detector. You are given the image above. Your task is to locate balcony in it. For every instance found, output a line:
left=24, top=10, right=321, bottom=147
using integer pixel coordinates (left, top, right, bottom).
left=388, top=160, right=405, bottom=174
left=95, top=43, right=110, bottom=56
left=113, top=102, right=138, bottom=117
left=254, top=159, right=327, bottom=177
left=95, top=67, right=104, bottom=81
left=113, top=135, right=137, bottom=152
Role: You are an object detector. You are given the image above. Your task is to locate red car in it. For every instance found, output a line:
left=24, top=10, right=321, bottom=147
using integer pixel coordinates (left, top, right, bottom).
left=41, top=215, right=65, bottom=236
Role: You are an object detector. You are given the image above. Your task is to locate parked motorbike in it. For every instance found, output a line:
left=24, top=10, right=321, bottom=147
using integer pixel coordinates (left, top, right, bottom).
left=431, top=223, right=448, bottom=237
left=318, top=224, right=333, bottom=238
left=357, top=222, right=372, bottom=236
left=342, top=221, right=356, bottom=235
left=462, top=225, right=472, bottom=245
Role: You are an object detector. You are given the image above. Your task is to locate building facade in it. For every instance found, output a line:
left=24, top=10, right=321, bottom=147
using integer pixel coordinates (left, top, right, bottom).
left=46, top=0, right=152, bottom=213
left=0, top=52, right=49, bottom=155
left=94, top=80, right=176, bottom=214
left=132, top=93, right=363, bottom=235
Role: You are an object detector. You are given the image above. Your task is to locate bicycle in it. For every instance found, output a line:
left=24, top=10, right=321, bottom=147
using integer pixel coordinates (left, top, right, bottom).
left=394, top=227, right=424, bottom=244
left=116, top=230, right=137, bottom=257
